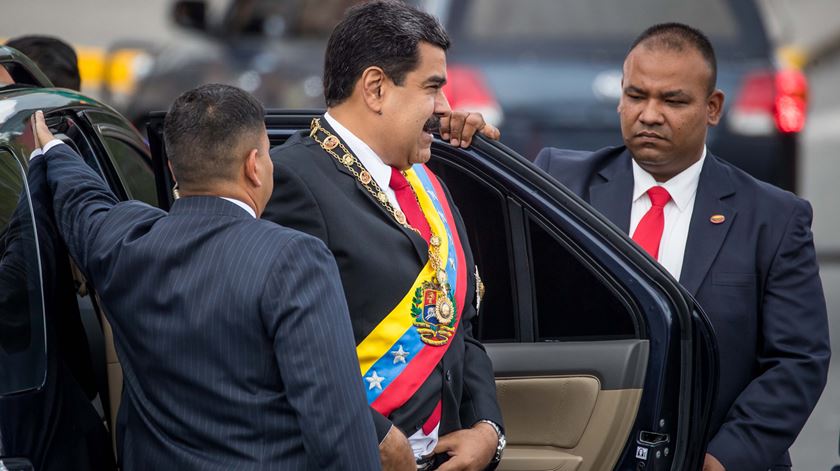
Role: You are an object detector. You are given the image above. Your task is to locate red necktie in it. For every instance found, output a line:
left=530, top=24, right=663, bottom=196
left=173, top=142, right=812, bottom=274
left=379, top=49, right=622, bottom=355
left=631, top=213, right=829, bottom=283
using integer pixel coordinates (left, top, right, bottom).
left=632, top=186, right=672, bottom=259
left=389, top=167, right=432, bottom=243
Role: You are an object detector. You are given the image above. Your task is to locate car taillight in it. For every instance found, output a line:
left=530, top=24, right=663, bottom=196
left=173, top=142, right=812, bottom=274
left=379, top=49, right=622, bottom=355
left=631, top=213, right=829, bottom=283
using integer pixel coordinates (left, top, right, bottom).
left=728, top=68, right=808, bottom=136
left=442, top=65, right=503, bottom=127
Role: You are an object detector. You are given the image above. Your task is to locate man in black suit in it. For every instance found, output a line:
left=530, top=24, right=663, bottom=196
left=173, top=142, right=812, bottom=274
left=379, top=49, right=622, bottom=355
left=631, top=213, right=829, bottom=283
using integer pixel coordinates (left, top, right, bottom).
left=535, top=23, right=830, bottom=471
left=263, top=2, right=504, bottom=470
left=31, top=84, right=380, bottom=470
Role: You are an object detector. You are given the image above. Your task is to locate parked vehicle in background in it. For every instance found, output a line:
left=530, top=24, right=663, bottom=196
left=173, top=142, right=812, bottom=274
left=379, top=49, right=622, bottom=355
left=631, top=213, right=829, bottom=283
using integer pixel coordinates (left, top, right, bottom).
left=426, top=0, right=806, bottom=192
left=2, top=47, right=719, bottom=471
left=122, top=0, right=802, bottom=191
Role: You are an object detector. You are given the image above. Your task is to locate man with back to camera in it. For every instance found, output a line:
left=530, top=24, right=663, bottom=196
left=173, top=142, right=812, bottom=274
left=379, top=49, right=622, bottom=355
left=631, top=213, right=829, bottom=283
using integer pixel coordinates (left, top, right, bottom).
left=535, top=23, right=830, bottom=471
left=262, top=1, right=505, bottom=470
left=30, top=83, right=380, bottom=470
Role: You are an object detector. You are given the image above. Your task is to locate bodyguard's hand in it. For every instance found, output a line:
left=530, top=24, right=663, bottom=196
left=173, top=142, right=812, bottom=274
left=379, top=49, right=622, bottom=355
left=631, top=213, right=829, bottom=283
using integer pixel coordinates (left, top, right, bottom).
left=703, top=453, right=725, bottom=471
left=379, top=425, right=415, bottom=471
left=439, top=110, right=500, bottom=148
left=433, top=422, right=497, bottom=471
left=32, top=111, right=56, bottom=148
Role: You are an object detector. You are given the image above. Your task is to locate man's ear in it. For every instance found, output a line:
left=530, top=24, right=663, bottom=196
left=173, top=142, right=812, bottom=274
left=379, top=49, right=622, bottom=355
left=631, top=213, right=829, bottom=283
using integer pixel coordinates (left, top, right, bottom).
left=360, top=66, right=386, bottom=114
left=707, top=89, right=725, bottom=127
left=243, top=148, right=262, bottom=188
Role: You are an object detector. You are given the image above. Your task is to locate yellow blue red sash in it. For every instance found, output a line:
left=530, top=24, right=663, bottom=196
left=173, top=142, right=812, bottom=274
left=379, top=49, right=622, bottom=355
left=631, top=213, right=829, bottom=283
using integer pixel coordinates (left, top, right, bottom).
left=356, top=164, right=466, bottom=416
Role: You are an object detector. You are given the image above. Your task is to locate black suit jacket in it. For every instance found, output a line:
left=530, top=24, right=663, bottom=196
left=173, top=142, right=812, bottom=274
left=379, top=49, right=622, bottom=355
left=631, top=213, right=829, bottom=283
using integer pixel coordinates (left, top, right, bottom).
left=41, top=143, right=380, bottom=470
left=264, top=122, right=502, bottom=442
left=535, top=146, right=830, bottom=470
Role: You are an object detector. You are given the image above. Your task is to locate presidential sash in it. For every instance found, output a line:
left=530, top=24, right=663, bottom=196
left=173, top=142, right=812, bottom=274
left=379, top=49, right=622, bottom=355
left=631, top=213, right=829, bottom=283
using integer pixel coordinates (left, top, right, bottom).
left=356, top=164, right=467, bottom=416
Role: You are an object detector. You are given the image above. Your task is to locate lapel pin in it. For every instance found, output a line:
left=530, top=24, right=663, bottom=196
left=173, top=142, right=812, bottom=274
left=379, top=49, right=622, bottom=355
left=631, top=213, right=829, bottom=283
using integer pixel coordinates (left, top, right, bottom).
left=710, top=214, right=725, bottom=224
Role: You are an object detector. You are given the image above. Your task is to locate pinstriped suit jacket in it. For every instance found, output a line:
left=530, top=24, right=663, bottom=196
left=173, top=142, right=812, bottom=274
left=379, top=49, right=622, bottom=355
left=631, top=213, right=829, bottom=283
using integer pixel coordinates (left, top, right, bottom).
left=40, top=143, right=380, bottom=470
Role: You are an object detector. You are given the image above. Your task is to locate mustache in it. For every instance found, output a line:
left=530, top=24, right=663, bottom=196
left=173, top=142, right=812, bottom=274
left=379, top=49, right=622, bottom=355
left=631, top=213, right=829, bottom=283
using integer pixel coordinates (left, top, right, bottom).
left=423, top=115, right=441, bottom=133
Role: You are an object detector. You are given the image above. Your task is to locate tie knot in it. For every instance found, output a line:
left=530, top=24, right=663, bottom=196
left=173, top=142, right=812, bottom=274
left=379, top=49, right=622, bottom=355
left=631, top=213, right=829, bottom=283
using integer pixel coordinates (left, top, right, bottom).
left=646, top=186, right=671, bottom=208
left=389, top=167, right=410, bottom=191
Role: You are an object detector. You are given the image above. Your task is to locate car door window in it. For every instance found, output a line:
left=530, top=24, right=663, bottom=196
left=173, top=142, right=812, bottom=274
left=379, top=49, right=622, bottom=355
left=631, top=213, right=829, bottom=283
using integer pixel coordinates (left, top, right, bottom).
left=0, top=148, right=47, bottom=395
left=527, top=213, right=635, bottom=340
left=100, top=136, right=157, bottom=206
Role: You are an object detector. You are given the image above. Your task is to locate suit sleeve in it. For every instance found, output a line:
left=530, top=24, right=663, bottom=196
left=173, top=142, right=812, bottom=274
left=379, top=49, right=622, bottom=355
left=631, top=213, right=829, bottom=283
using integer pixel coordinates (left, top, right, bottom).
left=439, top=181, right=504, bottom=430
left=707, top=199, right=830, bottom=470
left=260, top=234, right=381, bottom=470
left=262, top=155, right=395, bottom=443
left=41, top=143, right=161, bottom=281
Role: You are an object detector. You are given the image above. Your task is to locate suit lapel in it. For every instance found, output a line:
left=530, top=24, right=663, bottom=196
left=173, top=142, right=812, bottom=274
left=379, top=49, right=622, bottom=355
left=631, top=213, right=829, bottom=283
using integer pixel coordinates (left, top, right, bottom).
left=316, top=117, right=428, bottom=262
left=589, top=150, right=634, bottom=233
left=679, top=155, right=737, bottom=296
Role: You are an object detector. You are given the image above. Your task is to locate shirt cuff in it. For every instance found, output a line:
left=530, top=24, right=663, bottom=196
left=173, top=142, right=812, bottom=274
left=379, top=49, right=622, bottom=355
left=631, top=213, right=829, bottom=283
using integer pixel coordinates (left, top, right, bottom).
left=43, top=139, right=64, bottom=154
left=29, top=139, right=64, bottom=161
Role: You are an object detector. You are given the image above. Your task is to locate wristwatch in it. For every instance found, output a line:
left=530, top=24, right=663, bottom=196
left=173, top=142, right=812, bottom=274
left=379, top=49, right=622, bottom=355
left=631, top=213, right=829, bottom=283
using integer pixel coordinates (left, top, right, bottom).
left=477, top=419, right=506, bottom=465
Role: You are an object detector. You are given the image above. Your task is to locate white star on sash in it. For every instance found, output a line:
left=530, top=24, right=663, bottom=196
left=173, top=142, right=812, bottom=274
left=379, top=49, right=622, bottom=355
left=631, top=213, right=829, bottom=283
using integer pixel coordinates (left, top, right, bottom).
left=391, top=345, right=409, bottom=364
left=449, top=257, right=456, bottom=269
left=366, top=371, right=385, bottom=390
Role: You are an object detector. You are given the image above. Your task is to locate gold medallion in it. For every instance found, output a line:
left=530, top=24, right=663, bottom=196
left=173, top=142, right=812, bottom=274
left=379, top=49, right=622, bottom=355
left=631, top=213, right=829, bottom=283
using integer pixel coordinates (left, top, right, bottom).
left=395, top=209, right=407, bottom=225
left=435, top=295, right=454, bottom=324
left=322, top=135, right=339, bottom=150
left=437, top=269, right=447, bottom=284
left=359, top=170, right=372, bottom=185
left=377, top=191, right=388, bottom=203
left=342, top=154, right=354, bottom=166
left=430, top=235, right=441, bottom=247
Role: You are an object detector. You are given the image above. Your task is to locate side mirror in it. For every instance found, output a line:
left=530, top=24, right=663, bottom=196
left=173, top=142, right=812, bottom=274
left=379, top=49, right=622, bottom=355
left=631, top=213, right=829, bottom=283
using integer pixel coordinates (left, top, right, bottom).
left=172, top=0, right=207, bottom=32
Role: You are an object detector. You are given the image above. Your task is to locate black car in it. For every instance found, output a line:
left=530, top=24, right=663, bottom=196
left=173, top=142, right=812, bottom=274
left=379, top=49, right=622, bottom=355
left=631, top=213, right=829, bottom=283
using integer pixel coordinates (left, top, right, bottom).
left=2, top=47, right=718, bottom=471
left=120, top=0, right=802, bottom=193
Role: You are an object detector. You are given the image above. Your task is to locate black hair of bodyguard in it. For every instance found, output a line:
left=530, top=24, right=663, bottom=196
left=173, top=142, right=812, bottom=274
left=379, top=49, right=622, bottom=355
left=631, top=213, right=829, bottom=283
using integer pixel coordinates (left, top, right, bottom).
left=323, top=0, right=450, bottom=107
left=164, top=83, right=265, bottom=187
left=629, top=22, right=718, bottom=93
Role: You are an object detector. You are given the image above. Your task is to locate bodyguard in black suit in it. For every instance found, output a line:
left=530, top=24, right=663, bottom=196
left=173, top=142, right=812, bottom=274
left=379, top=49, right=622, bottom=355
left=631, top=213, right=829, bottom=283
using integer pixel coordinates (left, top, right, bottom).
left=31, top=84, right=380, bottom=470
left=535, top=24, right=830, bottom=471
left=263, top=2, right=504, bottom=470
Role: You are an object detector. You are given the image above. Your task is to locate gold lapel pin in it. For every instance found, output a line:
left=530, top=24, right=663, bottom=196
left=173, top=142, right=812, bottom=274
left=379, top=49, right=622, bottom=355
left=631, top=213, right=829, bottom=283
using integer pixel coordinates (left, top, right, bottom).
left=710, top=214, right=726, bottom=224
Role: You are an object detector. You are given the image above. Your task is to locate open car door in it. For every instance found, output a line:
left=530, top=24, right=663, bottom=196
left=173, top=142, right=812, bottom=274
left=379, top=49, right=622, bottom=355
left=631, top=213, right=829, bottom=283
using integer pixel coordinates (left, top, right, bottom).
left=147, top=110, right=718, bottom=471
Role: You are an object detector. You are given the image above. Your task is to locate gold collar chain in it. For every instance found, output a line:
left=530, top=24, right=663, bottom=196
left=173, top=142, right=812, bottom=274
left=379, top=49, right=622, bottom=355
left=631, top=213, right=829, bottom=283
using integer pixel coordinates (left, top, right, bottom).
left=309, top=118, right=449, bottom=287
left=310, top=118, right=416, bottom=232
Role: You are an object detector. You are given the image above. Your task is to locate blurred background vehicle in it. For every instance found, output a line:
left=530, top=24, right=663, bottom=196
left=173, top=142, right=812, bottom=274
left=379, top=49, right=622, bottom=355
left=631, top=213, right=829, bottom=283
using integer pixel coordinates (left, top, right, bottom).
left=121, top=0, right=803, bottom=192
left=426, top=0, right=805, bottom=192
left=119, top=0, right=363, bottom=135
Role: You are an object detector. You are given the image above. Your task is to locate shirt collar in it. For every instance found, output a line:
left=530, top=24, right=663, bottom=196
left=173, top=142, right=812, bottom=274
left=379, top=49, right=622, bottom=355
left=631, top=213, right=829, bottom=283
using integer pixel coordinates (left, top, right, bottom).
left=220, top=197, right=256, bottom=218
left=631, top=146, right=706, bottom=211
left=324, top=111, right=393, bottom=191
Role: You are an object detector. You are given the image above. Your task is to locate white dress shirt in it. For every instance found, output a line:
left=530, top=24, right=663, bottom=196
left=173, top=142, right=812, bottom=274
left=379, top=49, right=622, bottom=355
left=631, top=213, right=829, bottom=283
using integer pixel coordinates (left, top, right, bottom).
left=629, top=147, right=706, bottom=281
left=324, top=112, right=403, bottom=212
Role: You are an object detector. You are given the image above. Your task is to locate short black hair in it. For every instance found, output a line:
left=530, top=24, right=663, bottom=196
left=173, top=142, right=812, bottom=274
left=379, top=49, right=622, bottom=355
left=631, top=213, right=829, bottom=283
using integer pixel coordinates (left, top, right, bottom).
left=164, top=84, right=265, bottom=188
left=323, top=0, right=450, bottom=107
left=628, top=22, right=718, bottom=93
left=5, top=35, right=81, bottom=91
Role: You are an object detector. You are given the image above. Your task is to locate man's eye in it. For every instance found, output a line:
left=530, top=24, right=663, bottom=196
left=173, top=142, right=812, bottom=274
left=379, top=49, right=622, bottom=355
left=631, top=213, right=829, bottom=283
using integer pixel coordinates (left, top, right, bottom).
left=666, top=100, right=686, bottom=105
